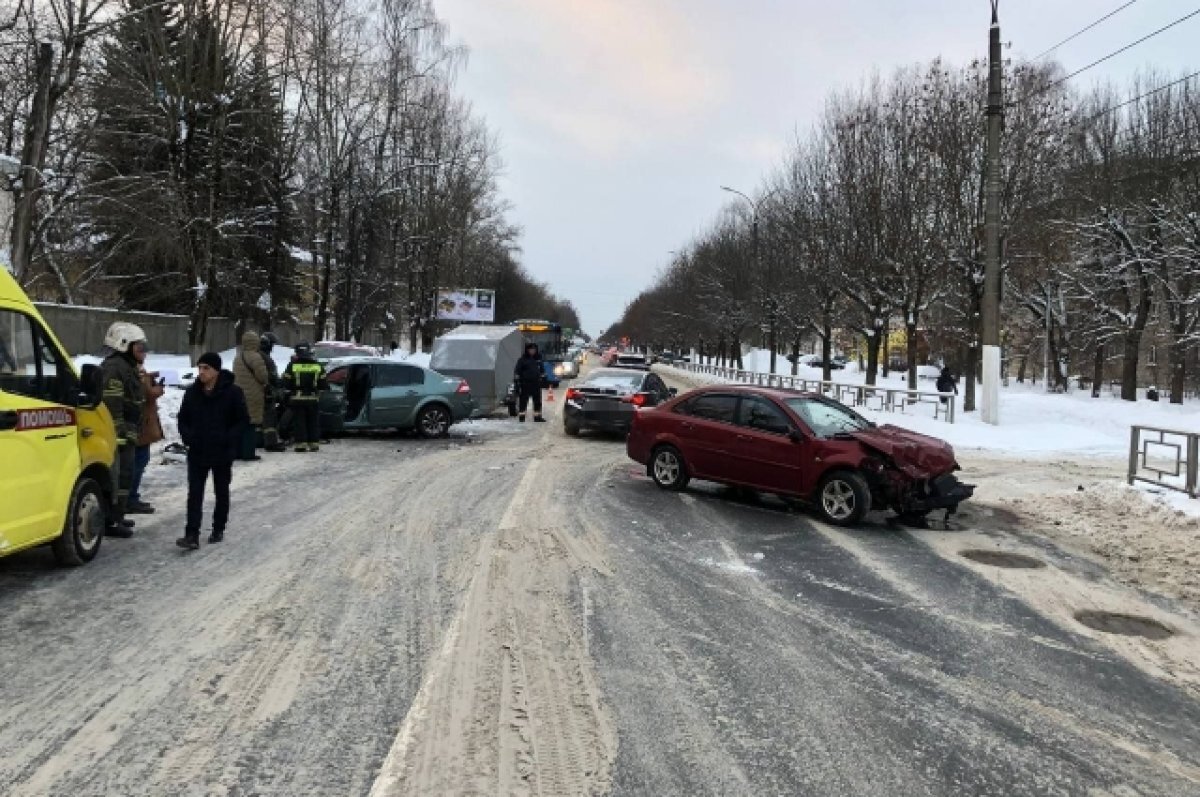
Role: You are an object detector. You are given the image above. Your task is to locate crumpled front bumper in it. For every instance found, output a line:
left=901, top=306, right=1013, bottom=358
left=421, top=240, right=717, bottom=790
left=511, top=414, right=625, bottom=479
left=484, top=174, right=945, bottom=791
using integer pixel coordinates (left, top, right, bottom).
left=905, top=473, right=975, bottom=512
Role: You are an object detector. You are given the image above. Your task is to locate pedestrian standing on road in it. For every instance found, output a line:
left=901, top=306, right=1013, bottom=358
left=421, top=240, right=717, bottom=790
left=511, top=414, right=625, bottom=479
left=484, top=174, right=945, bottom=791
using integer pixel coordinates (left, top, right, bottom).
left=513, top=342, right=546, bottom=423
left=232, top=330, right=269, bottom=461
left=282, top=341, right=327, bottom=451
left=100, top=322, right=149, bottom=537
left=176, top=352, right=249, bottom=550
left=258, top=332, right=286, bottom=452
left=128, top=352, right=165, bottom=515
left=936, top=366, right=958, bottom=405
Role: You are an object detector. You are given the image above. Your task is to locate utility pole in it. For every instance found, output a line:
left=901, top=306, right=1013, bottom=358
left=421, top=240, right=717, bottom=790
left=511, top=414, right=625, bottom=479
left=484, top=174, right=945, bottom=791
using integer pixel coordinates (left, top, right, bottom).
left=981, top=1, right=1003, bottom=424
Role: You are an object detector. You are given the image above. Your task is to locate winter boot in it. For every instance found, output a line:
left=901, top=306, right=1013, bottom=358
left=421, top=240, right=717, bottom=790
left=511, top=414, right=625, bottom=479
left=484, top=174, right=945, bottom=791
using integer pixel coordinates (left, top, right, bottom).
left=518, top=414, right=526, bottom=423
left=176, top=535, right=200, bottom=550
left=127, top=500, right=155, bottom=514
left=207, top=530, right=224, bottom=544
left=533, top=415, right=546, bottom=423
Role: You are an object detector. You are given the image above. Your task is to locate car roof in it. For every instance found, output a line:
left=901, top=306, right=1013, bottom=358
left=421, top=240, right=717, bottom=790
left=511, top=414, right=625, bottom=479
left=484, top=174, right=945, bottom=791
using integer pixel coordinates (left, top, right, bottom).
left=326, top=357, right=427, bottom=368
left=684, top=384, right=822, bottom=400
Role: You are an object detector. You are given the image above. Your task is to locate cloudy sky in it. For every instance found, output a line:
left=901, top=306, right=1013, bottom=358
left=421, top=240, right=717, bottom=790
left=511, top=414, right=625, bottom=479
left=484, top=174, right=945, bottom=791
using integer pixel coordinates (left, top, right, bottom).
left=433, top=1, right=1197, bottom=336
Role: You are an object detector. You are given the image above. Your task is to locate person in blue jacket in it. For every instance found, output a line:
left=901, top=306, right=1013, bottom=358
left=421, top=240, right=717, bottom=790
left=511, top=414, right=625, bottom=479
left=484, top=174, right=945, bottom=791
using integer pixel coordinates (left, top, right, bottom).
left=176, top=352, right=249, bottom=550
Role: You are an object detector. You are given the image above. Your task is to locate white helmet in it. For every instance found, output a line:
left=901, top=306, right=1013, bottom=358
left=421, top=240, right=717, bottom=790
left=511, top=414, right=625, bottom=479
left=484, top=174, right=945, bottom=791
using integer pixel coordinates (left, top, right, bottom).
left=104, top=322, right=147, bottom=353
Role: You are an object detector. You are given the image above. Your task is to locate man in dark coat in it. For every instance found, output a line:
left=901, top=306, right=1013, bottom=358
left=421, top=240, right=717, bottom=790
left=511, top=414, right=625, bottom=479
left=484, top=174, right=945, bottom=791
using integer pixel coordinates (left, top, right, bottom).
left=513, top=342, right=546, bottom=422
left=176, top=352, right=249, bottom=549
left=258, top=332, right=286, bottom=452
left=936, top=367, right=958, bottom=404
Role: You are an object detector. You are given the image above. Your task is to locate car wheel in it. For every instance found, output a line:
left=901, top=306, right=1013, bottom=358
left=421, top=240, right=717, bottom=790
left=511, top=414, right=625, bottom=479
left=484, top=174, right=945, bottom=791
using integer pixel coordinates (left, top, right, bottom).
left=564, top=418, right=581, bottom=436
left=416, top=404, right=451, bottom=438
left=649, top=445, right=689, bottom=491
left=52, top=477, right=105, bottom=566
left=814, top=470, right=870, bottom=526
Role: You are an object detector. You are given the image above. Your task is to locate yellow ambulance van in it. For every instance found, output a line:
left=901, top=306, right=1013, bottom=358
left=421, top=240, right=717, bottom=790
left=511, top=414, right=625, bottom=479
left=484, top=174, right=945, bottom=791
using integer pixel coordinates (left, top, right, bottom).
left=0, top=268, right=118, bottom=565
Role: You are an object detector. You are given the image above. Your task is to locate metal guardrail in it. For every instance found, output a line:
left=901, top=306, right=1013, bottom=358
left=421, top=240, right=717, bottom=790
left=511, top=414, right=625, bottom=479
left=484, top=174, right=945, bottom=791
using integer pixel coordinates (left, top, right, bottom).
left=1127, top=425, right=1200, bottom=497
left=670, top=362, right=957, bottom=423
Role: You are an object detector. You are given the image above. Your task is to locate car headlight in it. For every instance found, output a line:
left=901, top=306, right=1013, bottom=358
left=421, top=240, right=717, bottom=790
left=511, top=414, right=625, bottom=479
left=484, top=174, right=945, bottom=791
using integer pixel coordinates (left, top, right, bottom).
left=554, top=364, right=564, bottom=375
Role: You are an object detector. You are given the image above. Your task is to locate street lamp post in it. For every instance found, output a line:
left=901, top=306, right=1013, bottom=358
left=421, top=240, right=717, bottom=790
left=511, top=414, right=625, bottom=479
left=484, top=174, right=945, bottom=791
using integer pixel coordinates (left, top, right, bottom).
left=721, top=185, right=778, bottom=374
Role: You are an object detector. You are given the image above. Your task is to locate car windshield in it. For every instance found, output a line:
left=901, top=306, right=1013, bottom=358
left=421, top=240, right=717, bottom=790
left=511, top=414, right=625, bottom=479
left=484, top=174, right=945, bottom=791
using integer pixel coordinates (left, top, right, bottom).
left=784, top=396, right=873, bottom=437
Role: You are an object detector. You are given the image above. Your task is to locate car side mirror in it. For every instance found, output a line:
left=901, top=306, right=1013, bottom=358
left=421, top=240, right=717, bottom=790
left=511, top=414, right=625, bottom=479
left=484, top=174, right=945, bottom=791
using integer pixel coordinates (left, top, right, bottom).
left=787, top=426, right=804, bottom=443
left=78, top=363, right=103, bottom=408
left=668, top=387, right=678, bottom=396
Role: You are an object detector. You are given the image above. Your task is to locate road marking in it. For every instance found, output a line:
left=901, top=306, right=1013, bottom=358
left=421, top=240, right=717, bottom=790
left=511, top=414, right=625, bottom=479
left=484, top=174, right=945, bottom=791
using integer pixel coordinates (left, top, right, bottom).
left=498, top=458, right=542, bottom=530
left=368, top=458, right=540, bottom=796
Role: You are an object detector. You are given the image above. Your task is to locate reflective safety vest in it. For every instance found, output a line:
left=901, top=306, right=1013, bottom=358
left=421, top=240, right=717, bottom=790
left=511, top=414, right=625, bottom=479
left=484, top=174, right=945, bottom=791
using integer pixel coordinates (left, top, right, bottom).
left=284, top=361, right=325, bottom=401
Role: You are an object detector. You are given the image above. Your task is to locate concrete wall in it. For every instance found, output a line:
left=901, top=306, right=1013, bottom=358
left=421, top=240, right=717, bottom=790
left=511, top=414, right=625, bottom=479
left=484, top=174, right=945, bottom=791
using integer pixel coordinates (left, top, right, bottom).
left=33, top=303, right=315, bottom=357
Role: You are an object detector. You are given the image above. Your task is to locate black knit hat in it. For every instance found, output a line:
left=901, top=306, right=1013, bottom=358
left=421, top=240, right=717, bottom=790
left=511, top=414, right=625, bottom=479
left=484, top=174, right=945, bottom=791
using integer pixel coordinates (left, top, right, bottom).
left=198, top=351, right=222, bottom=370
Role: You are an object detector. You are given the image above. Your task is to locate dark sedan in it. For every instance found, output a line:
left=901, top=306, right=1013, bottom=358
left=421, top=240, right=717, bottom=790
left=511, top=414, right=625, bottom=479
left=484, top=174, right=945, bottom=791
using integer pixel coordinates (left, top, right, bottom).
left=563, top=368, right=674, bottom=436
left=626, top=384, right=973, bottom=525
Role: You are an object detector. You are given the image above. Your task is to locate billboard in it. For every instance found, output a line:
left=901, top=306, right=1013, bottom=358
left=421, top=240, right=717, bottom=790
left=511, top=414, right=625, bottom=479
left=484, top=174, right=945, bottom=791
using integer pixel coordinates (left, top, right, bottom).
left=435, top=288, right=495, bottom=322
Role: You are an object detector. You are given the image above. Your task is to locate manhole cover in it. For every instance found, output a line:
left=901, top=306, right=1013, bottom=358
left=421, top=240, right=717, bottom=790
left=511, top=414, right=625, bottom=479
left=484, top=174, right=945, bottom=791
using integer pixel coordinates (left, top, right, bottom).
left=959, top=549, right=1046, bottom=569
left=1074, top=610, right=1174, bottom=640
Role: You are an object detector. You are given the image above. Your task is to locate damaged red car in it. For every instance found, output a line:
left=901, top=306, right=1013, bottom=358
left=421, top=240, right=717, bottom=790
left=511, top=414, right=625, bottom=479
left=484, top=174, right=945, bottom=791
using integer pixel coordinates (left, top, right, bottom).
left=625, top=385, right=973, bottom=526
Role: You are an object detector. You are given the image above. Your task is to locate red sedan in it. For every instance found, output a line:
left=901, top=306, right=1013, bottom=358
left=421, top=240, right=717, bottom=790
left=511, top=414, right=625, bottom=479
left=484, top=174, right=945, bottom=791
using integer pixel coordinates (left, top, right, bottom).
left=626, top=385, right=973, bottom=526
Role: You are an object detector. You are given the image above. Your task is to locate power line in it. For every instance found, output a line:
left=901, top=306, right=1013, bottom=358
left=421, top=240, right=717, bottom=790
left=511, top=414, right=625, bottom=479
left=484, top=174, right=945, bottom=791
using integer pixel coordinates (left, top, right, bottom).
left=1078, top=69, right=1200, bottom=126
left=1040, top=8, right=1200, bottom=95
left=1033, top=1, right=1138, bottom=61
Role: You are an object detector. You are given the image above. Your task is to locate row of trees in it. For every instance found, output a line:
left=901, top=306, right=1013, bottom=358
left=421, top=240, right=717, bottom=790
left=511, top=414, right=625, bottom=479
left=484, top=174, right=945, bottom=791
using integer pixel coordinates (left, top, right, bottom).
left=606, top=58, right=1200, bottom=406
left=1, top=0, right=579, bottom=349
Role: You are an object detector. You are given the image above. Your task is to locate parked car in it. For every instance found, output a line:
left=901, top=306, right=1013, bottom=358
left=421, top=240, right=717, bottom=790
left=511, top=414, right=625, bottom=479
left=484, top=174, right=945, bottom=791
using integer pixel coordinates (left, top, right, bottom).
left=310, top=357, right=476, bottom=438
left=626, top=384, right=973, bottom=525
left=612, top=353, right=650, bottom=370
left=312, top=341, right=381, bottom=365
left=563, top=367, right=675, bottom=436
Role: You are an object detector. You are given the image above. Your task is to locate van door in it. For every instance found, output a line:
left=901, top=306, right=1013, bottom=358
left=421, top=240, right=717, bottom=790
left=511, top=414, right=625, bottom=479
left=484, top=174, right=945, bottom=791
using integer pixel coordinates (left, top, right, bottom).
left=0, top=310, right=80, bottom=554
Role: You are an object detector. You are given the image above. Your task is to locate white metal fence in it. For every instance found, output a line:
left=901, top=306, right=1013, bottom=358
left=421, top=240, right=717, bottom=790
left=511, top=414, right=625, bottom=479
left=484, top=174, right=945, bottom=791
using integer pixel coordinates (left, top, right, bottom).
left=1127, top=425, right=1200, bottom=497
left=670, top=361, right=957, bottom=423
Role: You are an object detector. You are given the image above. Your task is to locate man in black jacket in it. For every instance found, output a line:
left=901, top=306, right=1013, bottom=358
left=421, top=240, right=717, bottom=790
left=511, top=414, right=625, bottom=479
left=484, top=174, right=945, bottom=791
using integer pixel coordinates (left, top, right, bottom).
left=513, top=342, right=546, bottom=423
left=176, top=352, right=250, bottom=549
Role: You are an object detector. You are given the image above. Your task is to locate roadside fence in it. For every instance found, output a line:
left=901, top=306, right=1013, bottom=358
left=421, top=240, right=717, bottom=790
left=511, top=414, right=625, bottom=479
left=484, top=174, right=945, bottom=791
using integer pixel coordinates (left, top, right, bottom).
left=1127, top=425, right=1200, bottom=498
left=672, top=361, right=957, bottom=423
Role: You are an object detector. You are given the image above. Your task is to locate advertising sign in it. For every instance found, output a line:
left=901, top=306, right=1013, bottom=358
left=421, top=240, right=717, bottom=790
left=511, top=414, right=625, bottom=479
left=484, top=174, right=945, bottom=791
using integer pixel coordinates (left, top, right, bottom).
left=435, top=288, right=495, bottom=322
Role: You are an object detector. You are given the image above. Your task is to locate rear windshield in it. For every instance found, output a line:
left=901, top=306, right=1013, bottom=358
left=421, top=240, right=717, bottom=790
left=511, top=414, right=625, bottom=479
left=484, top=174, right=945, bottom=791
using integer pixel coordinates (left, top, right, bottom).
left=583, top=372, right=643, bottom=389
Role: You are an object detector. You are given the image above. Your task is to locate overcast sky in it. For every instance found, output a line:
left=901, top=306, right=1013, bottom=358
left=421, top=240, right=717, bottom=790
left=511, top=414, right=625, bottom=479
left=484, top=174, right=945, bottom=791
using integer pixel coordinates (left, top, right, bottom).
left=433, top=0, right=1197, bottom=337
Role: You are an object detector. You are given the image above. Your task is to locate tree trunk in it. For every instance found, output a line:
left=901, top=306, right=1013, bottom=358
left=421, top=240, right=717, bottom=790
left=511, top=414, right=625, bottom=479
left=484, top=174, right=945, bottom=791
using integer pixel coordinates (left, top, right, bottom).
left=11, top=43, right=54, bottom=286
left=1016, top=353, right=1027, bottom=384
left=732, top=333, right=743, bottom=370
left=905, top=321, right=918, bottom=390
left=1091, top=344, right=1104, bottom=398
left=963, top=345, right=978, bottom=411
left=1169, top=340, right=1186, bottom=405
left=864, top=331, right=879, bottom=386
left=790, top=337, right=800, bottom=376
left=1120, top=331, right=1140, bottom=402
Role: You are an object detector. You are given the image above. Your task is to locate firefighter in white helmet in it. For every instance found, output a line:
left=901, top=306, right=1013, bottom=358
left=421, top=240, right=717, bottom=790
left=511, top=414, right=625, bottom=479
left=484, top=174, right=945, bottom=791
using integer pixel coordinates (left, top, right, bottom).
left=100, top=321, right=148, bottom=537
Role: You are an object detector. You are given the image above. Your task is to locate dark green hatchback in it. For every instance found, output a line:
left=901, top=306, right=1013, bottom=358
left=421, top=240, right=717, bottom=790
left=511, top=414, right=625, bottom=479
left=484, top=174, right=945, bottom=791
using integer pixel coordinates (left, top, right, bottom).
left=320, top=357, right=477, bottom=438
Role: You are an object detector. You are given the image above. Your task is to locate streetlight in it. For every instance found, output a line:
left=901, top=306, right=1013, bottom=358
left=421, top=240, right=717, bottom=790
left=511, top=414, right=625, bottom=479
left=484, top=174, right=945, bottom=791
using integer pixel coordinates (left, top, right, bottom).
left=721, top=185, right=779, bottom=374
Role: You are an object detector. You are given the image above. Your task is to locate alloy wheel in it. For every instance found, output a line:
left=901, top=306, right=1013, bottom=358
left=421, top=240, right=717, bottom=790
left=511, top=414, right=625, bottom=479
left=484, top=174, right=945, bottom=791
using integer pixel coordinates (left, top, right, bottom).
left=821, top=479, right=857, bottom=521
